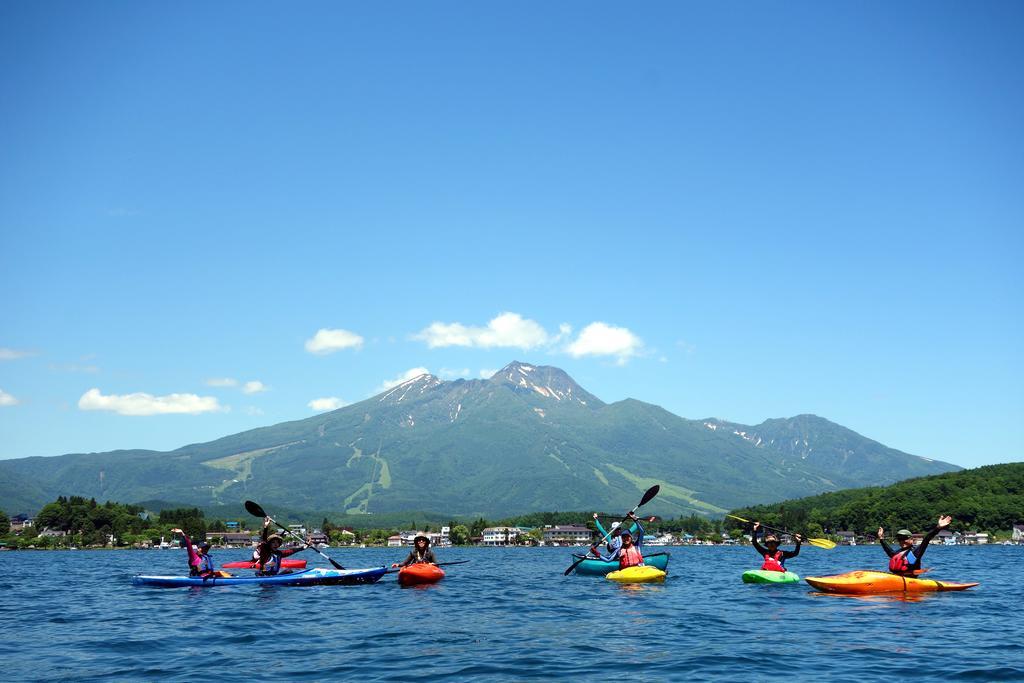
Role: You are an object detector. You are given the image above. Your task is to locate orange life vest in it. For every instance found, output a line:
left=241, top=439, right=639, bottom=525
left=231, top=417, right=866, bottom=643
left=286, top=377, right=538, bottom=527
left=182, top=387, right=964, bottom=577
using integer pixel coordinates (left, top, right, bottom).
left=619, top=544, right=643, bottom=568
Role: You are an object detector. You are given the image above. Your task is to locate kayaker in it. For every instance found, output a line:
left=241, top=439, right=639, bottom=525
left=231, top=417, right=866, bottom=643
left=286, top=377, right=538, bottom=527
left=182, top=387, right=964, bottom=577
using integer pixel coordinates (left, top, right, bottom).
left=172, top=527, right=216, bottom=578
left=391, top=535, right=437, bottom=568
left=591, top=512, right=654, bottom=557
left=594, top=512, right=648, bottom=567
left=253, top=517, right=305, bottom=576
left=750, top=521, right=802, bottom=572
left=878, top=515, right=952, bottom=576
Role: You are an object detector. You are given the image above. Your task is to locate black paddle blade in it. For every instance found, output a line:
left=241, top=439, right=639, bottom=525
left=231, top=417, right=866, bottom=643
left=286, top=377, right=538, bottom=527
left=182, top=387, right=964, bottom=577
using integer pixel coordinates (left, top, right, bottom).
left=639, top=484, right=660, bottom=507
left=564, top=556, right=586, bottom=576
left=244, top=500, right=266, bottom=517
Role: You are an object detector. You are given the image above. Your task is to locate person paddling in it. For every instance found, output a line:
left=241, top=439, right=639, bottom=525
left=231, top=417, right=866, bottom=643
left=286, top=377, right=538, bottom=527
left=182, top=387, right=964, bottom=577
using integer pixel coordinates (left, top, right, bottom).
left=878, top=515, right=951, bottom=576
left=750, top=521, right=802, bottom=572
left=253, top=517, right=305, bottom=576
left=591, top=512, right=655, bottom=558
left=615, top=513, right=647, bottom=568
left=590, top=512, right=647, bottom=567
left=392, top=535, right=437, bottom=568
left=172, top=527, right=216, bottom=578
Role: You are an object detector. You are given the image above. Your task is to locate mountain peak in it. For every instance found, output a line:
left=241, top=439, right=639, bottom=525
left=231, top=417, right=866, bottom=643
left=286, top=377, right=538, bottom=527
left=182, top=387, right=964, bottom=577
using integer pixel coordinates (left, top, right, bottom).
left=489, top=361, right=603, bottom=407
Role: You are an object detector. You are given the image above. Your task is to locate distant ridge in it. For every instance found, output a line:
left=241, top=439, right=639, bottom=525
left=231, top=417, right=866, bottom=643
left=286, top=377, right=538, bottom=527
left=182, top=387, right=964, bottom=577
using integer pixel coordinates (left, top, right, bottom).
left=0, top=361, right=960, bottom=516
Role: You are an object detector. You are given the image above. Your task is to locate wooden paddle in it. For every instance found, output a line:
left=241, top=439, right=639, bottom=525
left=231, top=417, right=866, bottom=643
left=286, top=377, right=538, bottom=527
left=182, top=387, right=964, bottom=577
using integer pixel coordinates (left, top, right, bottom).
left=244, top=500, right=347, bottom=570
left=564, top=485, right=660, bottom=576
left=726, top=514, right=837, bottom=550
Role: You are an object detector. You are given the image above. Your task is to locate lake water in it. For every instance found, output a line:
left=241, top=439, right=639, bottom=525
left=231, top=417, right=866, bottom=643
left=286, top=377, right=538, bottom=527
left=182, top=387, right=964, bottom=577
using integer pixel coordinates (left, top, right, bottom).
left=1, top=544, right=1021, bottom=681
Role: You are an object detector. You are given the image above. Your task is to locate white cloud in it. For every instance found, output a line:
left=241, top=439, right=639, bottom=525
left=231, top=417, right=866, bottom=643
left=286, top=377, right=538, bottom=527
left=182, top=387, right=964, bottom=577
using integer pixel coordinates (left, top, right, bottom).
left=305, top=328, right=364, bottom=355
left=308, top=397, right=348, bottom=412
left=206, top=377, right=239, bottom=387
left=414, top=312, right=551, bottom=350
left=439, top=367, right=471, bottom=380
left=566, top=322, right=643, bottom=364
left=244, top=406, right=265, bottom=416
left=242, top=380, right=268, bottom=394
left=376, top=367, right=431, bottom=393
left=78, top=388, right=224, bottom=416
left=479, top=368, right=498, bottom=379
left=0, top=388, right=19, bottom=406
left=0, top=348, right=36, bottom=361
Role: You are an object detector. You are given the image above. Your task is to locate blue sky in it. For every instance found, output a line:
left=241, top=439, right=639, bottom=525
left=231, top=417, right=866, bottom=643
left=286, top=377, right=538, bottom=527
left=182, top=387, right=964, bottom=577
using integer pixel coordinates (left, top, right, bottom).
left=1, top=2, right=1021, bottom=468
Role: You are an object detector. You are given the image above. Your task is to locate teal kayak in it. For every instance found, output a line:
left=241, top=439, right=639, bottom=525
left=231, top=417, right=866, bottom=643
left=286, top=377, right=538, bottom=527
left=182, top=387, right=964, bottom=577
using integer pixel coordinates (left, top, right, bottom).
left=742, top=569, right=800, bottom=584
left=570, top=551, right=670, bottom=576
left=132, top=566, right=387, bottom=588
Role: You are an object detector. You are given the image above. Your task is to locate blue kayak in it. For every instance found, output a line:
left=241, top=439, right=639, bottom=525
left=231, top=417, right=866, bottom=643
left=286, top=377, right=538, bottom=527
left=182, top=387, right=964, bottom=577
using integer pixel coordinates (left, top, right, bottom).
left=132, top=566, right=387, bottom=588
left=570, top=551, right=671, bottom=576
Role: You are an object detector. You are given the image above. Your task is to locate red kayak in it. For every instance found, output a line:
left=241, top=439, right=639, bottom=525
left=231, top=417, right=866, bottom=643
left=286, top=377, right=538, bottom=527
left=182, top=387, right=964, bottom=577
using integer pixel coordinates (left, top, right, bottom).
left=398, top=563, right=445, bottom=586
left=222, top=559, right=307, bottom=569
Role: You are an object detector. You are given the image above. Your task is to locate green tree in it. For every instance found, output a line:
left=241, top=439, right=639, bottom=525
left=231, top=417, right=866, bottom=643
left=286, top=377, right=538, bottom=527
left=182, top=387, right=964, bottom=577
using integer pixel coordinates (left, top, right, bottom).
left=0, top=509, right=9, bottom=535
left=449, top=525, right=471, bottom=545
left=469, top=517, right=488, bottom=539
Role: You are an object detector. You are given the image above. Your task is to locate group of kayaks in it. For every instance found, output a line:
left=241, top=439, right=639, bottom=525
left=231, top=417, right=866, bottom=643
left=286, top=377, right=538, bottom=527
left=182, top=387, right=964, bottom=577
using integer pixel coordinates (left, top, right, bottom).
left=567, top=551, right=977, bottom=594
left=741, top=567, right=978, bottom=594
left=135, top=552, right=979, bottom=595
left=132, top=562, right=447, bottom=588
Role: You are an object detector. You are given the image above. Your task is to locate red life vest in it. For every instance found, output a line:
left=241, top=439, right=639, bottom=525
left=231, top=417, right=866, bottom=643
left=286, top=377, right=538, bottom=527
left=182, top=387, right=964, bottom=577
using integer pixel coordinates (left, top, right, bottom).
left=889, top=549, right=911, bottom=573
left=619, top=544, right=643, bottom=568
left=761, top=550, right=786, bottom=572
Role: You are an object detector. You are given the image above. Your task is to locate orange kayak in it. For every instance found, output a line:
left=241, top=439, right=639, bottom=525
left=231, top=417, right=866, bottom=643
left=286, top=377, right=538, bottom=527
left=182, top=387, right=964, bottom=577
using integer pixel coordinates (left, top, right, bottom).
left=397, top=563, right=445, bottom=586
left=805, top=570, right=979, bottom=595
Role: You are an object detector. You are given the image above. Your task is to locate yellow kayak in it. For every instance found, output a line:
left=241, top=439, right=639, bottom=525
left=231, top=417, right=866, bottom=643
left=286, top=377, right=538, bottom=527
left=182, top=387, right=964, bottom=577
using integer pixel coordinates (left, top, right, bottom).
left=605, top=565, right=666, bottom=583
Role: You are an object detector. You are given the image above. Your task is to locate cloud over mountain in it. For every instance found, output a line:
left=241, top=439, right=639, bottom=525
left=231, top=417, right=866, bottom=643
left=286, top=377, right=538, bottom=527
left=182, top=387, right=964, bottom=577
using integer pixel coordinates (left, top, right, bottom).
left=78, top=388, right=223, bottom=416
left=566, top=322, right=643, bottom=363
left=305, top=328, right=364, bottom=354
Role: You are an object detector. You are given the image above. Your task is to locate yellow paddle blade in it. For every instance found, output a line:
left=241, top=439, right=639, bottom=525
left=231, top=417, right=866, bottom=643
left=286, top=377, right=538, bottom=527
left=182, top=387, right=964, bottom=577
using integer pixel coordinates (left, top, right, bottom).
left=807, top=537, right=837, bottom=550
left=726, top=514, right=751, bottom=524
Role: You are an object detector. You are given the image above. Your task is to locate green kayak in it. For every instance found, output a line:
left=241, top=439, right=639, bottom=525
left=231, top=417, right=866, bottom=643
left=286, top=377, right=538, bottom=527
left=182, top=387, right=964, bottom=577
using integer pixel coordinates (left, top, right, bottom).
left=742, top=569, right=800, bottom=584
left=570, top=551, right=670, bottom=576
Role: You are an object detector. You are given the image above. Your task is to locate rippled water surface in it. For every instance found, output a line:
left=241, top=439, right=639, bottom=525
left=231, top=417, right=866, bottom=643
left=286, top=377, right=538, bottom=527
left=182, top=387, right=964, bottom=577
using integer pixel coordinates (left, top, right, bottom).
left=1, top=545, right=1021, bottom=681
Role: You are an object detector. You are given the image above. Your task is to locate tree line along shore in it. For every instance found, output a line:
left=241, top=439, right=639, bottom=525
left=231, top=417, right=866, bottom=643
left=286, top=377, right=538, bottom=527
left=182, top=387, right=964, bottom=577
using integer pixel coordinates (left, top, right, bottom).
left=2, top=462, right=1021, bottom=550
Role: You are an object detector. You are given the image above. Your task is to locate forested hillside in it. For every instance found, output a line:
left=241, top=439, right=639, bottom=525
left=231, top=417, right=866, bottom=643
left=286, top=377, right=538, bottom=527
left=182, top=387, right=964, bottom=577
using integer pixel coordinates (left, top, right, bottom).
left=729, top=463, right=1023, bottom=534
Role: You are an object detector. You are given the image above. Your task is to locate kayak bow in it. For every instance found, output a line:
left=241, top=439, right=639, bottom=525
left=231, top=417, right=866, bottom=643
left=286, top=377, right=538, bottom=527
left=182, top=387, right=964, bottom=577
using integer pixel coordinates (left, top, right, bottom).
left=397, top=563, right=445, bottom=586
left=605, top=566, right=666, bottom=583
left=742, top=569, right=801, bottom=584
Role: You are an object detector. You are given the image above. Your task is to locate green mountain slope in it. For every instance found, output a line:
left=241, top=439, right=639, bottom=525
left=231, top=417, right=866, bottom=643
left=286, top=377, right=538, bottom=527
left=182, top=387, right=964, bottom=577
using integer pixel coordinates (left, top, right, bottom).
left=0, top=362, right=961, bottom=517
left=729, top=462, right=1024, bottom=533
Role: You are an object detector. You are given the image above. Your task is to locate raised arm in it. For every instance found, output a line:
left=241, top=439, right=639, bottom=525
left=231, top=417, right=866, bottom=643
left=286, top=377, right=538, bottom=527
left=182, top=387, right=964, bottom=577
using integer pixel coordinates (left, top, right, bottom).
left=750, top=523, right=769, bottom=556
left=783, top=533, right=802, bottom=559
left=877, top=527, right=897, bottom=557
left=172, top=528, right=199, bottom=567
left=915, top=515, right=951, bottom=557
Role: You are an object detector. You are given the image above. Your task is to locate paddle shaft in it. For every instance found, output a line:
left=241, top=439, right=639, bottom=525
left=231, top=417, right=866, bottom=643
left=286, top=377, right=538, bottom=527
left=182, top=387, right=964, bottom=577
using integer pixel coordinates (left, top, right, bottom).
left=726, top=514, right=834, bottom=549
